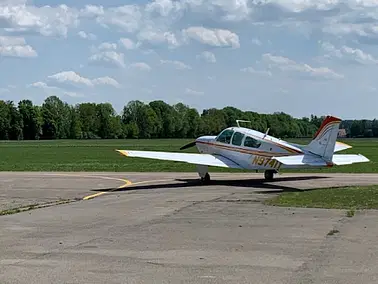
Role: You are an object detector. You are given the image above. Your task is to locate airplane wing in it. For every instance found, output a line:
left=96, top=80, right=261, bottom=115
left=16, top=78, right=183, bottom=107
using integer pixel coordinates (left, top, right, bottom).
left=116, top=150, right=244, bottom=169
left=334, top=141, right=352, bottom=152
left=272, top=153, right=369, bottom=166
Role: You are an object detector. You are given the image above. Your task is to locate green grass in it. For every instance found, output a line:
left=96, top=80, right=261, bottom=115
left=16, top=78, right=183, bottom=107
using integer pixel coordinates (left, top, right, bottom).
left=0, top=137, right=377, bottom=172
left=264, top=185, right=378, bottom=209
left=0, top=199, right=72, bottom=216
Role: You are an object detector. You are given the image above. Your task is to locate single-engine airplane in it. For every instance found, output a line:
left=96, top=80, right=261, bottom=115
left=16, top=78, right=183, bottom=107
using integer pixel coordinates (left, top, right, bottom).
left=116, top=115, right=369, bottom=183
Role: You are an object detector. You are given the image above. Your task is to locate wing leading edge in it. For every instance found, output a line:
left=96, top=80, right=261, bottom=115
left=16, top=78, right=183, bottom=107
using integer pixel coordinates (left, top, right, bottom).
left=116, top=150, right=243, bottom=169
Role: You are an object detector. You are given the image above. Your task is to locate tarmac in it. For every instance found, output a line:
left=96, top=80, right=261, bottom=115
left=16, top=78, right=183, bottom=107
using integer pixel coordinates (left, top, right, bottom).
left=1, top=171, right=378, bottom=283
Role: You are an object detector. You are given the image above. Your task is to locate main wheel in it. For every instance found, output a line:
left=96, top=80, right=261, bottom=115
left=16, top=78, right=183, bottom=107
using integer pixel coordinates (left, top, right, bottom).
left=201, top=173, right=211, bottom=184
left=264, top=170, right=274, bottom=181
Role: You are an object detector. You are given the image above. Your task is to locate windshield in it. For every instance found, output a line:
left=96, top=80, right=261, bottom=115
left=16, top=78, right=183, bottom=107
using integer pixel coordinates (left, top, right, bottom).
left=216, top=129, right=234, bottom=144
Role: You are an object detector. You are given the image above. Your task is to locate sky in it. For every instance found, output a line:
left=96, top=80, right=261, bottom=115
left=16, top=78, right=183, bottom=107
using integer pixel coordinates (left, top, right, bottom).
left=0, top=0, right=377, bottom=119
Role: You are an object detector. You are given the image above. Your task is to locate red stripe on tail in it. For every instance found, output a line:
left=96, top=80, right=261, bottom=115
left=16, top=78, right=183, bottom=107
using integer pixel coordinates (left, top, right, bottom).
left=313, top=116, right=342, bottom=139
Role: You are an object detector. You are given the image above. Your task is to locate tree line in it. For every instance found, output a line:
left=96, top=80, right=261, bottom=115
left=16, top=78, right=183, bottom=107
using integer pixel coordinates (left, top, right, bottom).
left=0, top=95, right=375, bottom=140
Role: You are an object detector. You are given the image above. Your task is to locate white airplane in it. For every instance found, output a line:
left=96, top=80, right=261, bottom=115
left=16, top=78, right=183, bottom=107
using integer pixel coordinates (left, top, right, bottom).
left=116, top=115, right=369, bottom=183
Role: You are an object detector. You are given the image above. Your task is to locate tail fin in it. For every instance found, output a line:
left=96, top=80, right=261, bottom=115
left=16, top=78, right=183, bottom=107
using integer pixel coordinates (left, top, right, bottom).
left=306, top=115, right=342, bottom=162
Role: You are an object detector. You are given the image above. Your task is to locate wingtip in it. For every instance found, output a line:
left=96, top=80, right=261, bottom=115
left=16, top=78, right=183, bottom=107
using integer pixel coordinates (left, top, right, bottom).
left=336, top=141, right=352, bottom=149
left=116, top=149, right=128, bottom=156
left=359, top=154, right=370, bottom=162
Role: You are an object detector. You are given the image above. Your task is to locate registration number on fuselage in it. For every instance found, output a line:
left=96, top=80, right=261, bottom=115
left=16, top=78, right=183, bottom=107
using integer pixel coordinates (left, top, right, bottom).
left=251, top=155, right=282, bottom=169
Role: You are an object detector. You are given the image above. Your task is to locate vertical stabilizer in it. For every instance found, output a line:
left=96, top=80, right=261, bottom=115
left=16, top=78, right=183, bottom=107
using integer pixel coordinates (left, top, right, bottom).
left=306, top=116, right=342, bottom=162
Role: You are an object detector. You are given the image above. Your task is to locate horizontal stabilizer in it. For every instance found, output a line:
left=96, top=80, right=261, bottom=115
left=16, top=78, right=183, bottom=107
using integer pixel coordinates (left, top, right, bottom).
left=272, top=155, right=327, bottom=166
left=116, top=150, right=243, bottom=169
left=272, top=153, right=370, bottom=166
left=334, top=141, right=352, bottom=152
left=331, top=154, right=370, bottom=165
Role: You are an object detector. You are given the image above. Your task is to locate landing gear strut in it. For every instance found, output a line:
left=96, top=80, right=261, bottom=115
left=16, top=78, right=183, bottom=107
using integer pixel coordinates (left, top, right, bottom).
left=264, top=170, right=276, bottom=181
left=197, top=165, right=211, bottom=184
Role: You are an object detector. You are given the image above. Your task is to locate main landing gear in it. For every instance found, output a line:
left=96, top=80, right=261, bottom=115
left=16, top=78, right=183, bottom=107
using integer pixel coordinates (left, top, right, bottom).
left=196, top=166, right=277, bottom=184
left=264, top=169, right=277, bottom=181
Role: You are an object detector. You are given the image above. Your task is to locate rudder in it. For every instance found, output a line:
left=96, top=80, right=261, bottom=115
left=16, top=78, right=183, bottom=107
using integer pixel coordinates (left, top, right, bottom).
left=306, top=115, right=342, bottom=162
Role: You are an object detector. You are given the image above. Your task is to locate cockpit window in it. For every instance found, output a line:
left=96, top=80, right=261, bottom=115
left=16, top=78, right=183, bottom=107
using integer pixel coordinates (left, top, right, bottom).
left=216, top=129, right=234, bottom=144
left=244, top=136, right=261, bottom=148
left=231, top=132, right=244, bottom=146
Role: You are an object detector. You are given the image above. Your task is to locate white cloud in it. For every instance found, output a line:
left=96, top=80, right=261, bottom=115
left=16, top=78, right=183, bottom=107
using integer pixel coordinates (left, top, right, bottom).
left=89, top=50, right=125, bottom=68
left=98, top=42, right=117, bottom=50
left=262, top=53, right=343, bottom=80
left=144, top=0, right=183, bottom=17
left=88, top=42, right=125, bottom=68
left=160, top=59, right=191, bottom=70
left=78, top=31, right=96, bottom=40
left=92, top=76, right=121, bottom=88
left=320, top=41, right=378, bottom=64
left=95, top=5, right=142, bottom=33
left=63, top=91, right=85, bottom=98
left=137, top=29, right=180, bottom=48
left=48, top=71, right=93, bottom=87
left=196, top=51, right=216, bottom=63
left=129, top=62, right=152, bottom=71
left=240, top=67, right=272, bottom=76
left=79, top=5, right=105, bottom=17
left=182, top=26, right=240, bottom=48
left=0, top=4, right=79, bottom=37
left=185, top=87, right=204, bottom=95
left=0, top=36, right=37, bottom=58
left=46, top=71, right=121, bottom=88
left=119, top=38, right=139, bottom=49
left=29, top=81, right=85, bottom=97
left=30, top=81, right=51, bottom=88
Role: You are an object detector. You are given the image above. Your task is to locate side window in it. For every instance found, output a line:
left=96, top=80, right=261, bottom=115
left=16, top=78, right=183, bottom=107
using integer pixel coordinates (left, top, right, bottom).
left=216, top=129, right=234, bottom=144
left=231, top=132, right=244, bottom=146
left=244, top=136, right=261, bottom=148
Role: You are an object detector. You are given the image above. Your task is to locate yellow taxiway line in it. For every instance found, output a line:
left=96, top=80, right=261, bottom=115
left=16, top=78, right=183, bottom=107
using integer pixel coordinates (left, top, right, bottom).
left=82, top=178, right=173, bottom=200
left=17, top=172, right=173, bottom=201
left=82, top=178, right=132, bottom=200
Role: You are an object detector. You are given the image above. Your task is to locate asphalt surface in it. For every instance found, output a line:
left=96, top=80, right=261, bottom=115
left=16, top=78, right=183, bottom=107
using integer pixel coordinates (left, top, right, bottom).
left=1, top=172, right=378, bottom=283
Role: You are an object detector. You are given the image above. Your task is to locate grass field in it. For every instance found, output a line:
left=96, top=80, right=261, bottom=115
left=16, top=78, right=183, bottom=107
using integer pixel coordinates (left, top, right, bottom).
left=265, top=185, right=378, bottom=210
left=0, top=138, right=377, bottom=172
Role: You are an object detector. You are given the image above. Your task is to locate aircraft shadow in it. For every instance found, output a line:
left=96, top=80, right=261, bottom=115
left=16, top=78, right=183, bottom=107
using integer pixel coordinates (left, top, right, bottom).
left=90, top=175, right=330, bottom=194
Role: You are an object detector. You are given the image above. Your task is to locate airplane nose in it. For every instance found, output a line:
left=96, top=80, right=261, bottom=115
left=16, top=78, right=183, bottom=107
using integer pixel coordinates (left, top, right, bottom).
left=197, top=136, right=216, bottom=143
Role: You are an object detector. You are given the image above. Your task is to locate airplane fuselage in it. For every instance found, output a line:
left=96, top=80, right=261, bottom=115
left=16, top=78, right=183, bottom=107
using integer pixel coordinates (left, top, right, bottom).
left=194, top=127, right=305, bottom=171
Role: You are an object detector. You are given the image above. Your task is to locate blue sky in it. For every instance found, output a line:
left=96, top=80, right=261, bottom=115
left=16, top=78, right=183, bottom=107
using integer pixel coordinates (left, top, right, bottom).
left=0, top=0, right=377, bottom=119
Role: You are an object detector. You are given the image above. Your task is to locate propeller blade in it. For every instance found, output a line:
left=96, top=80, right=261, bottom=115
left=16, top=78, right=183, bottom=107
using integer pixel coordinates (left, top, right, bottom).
left=180, top=141, right=196, bottom=150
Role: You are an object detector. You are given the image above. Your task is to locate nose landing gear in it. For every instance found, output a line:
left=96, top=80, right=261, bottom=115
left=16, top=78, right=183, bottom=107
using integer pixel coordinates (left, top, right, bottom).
left=197, top=165, right=211, bottom=184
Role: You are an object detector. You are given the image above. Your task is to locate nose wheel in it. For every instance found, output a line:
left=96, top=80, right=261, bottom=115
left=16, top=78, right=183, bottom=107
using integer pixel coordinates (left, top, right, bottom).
left=197, top=165, right=211, bottom=184
left=201, top=173, right=211, bottom=184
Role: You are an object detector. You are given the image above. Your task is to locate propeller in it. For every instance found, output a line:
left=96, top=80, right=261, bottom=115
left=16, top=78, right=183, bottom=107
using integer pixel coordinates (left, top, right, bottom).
left=180, top=141, right=196, bottom=150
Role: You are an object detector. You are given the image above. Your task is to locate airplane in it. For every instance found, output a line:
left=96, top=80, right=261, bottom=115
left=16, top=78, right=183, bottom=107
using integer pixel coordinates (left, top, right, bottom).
left=116, top=115, right=370, bottom=183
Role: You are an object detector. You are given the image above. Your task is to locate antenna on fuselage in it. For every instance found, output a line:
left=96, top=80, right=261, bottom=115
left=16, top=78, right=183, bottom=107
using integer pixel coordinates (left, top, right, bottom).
left=263, top=128, right=270, bottom=139
left=236, top=120, right=251, bottom=128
